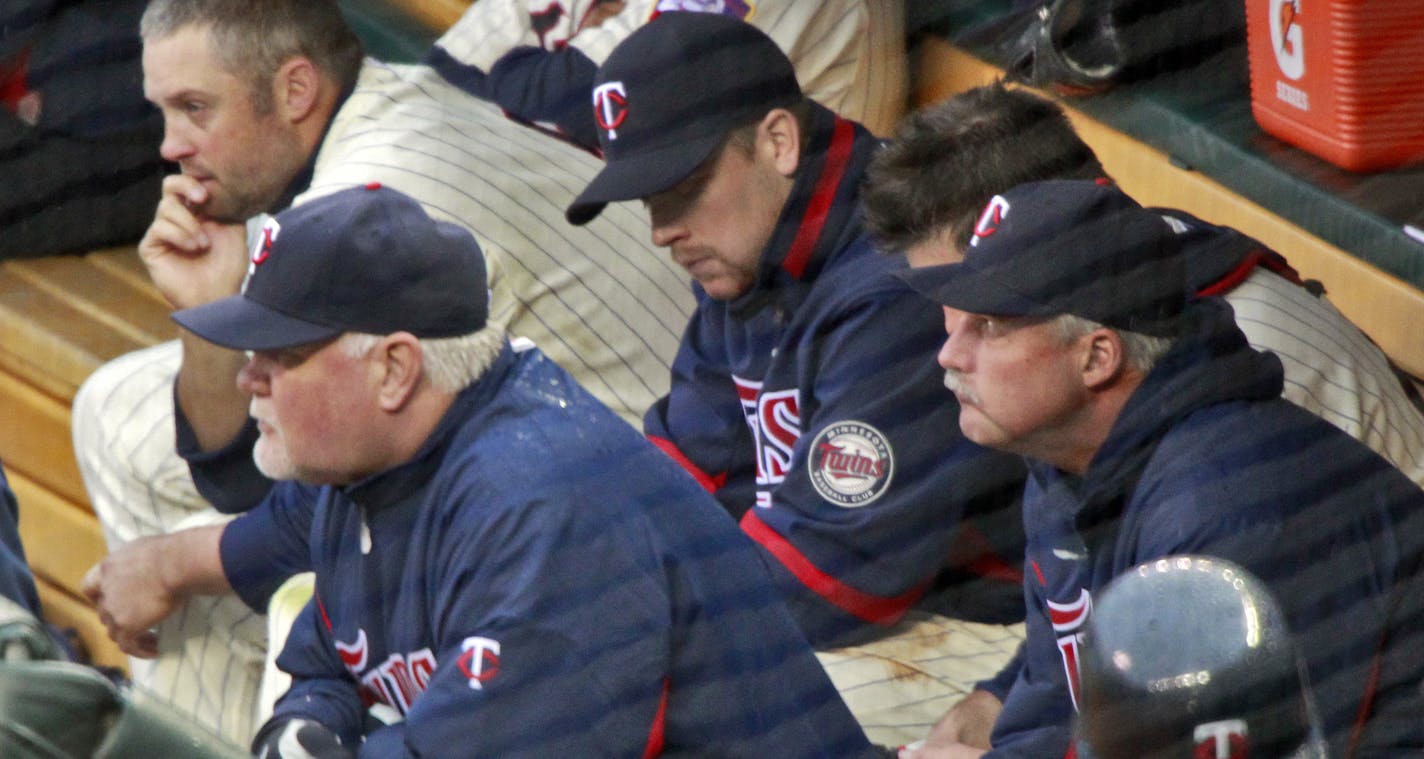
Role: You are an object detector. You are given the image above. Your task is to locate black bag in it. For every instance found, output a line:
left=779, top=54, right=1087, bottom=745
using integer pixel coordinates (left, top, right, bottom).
left=964, top=0, right=1247, bottom=94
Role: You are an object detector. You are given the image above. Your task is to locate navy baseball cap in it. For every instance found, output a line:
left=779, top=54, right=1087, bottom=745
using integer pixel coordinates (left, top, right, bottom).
left=173, top=183, right=488, bottom=351
left=898, top=180, right=1187, bottom=337
left=565, top=11, right=803, bottom=226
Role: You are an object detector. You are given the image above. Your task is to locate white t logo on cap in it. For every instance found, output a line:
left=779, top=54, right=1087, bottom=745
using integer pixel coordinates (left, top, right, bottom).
left=593, top=81, right=628, bottom=140
left=970, top=195, right=1010, bottom=247
left=242, top=215, right=280, bottom=293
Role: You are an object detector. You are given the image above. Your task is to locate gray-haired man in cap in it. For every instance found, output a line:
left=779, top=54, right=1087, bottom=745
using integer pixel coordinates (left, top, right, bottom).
left=897, top=179, right=1424, bottom=759
left=567, top=11, right=1033, bottom=745
left=149, top=182, right=876, bottom=758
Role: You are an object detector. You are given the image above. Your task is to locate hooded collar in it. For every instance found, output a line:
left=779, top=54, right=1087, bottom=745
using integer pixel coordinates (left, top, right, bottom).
left=1050, top=298, right=1284, bottom=531
left=726, top=103, right=879, bottom=318
left=340, top=341, right=515, bottom=513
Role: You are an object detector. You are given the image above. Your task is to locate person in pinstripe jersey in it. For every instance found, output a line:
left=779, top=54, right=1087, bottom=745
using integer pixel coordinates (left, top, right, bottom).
left=73, top=0, right=911, bottom=746
left=426, top=0, right=908, bottom=143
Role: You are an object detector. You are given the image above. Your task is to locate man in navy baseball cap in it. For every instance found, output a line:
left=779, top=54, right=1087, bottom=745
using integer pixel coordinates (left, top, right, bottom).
left=565, top=11, right=802, bottom=226
left=898, top=179, right=1188, bottom=338
left=564, top=12, right=1037, bottom=752
left=173, top=182, right=488, bottom=351
left=168, top=181, right=880, bottom=758
left=893, top=177, right=1424, bottom=759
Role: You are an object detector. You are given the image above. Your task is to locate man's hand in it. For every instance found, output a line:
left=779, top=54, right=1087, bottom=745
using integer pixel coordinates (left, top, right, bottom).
left=138, top=174, right=251, bottom=310
left=81, top=525, right=230, bottom=658
left=899, top=689, right=1002, bottom=758
left=140, top=174, right=258, bottom=449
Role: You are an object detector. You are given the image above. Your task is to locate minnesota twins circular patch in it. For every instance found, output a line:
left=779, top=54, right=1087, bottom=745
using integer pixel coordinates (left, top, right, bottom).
left=808, top=421, right=893, bottom=507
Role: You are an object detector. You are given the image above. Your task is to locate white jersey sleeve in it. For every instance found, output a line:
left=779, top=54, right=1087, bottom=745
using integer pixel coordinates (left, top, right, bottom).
left=297, top=61, right=695, bottom=426
left=1225, top=269, right=1424, bottom=489
left=436, top=0, right=908, bottom=136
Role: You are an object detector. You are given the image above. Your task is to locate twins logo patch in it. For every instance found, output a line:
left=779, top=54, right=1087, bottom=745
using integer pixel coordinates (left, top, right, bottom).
left=808, top=421, right=893, bottom=507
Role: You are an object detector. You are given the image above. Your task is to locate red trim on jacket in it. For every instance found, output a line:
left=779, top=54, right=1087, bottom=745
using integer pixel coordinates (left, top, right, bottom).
left=782, top=117, right=855, bottom=279
left=958, top=524, right=1026, bottom=584
left=1345, top=637, right=1386, bottom=759
left=648, top=435, right=727, bottom=493
left=641, top=677, right=670, bottom=758
left=740, top=508, right=927, bottom=625
left=1196, top=249, right=1304, bottom=297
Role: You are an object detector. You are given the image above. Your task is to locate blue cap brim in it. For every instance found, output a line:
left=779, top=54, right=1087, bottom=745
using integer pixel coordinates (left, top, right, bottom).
left=897, top=262, right=1057, bottom=318
left=172, top=295, right=344, bottom=351
left=566, top=131, right=726, bottom=226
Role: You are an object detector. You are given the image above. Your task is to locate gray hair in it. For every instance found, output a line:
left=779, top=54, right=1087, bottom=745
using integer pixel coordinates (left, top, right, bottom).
left=340, top=325, right=507, bottom=395
left=1048, top=313, right=1174, bottom=374
left=140, top=0, right=363, bottom=112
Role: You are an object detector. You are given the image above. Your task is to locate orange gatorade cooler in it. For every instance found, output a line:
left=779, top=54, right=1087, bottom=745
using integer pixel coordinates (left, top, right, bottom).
left=1246, top=0, right=1424, bottom=172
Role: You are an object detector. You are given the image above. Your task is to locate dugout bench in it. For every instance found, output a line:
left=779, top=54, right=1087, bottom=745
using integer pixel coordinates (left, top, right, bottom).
left=4, top=0, right=1423, bottom=674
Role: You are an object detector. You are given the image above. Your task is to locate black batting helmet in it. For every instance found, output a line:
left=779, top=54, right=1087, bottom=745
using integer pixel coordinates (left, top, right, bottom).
left=1075, top=555, right=1327, bottom=759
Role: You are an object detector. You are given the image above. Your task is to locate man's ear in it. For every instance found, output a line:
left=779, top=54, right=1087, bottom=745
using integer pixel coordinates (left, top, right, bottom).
left=373, top=333, right=424, bottom=412
left=758, top=107, right=801, bottom=177
left=1081, top=328, right=1126, bottom=391
left=274, top=56, right=320, bottom=124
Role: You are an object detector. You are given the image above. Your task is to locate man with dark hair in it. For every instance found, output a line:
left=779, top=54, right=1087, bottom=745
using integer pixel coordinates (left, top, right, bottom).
left=566, top=13, right=1030, bottom=744
left=170, top=183, right=877, bottom=758
left=861, top=82, right=1103, bottom=254
left=896, top=179, right=1424, bottom=758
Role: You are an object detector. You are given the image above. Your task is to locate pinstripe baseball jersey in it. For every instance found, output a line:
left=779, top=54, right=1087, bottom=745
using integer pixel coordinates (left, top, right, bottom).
left=298, top=58, right=693, bottom=427
left=431, top=0, right=908, bottom=138
left=1161, top=209, right=1424, bottom=489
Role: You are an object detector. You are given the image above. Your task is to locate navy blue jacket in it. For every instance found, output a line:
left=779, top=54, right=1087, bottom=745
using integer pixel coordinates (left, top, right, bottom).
left=645, top=105, right=1028, bottom=647
left=986, top=299, right=1424, bottom=758
left=266, top=343, right=875, bottom=757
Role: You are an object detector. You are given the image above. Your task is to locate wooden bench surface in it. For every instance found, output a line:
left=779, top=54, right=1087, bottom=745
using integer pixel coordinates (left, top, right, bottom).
left=0, top=247, right=174, bottom=670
